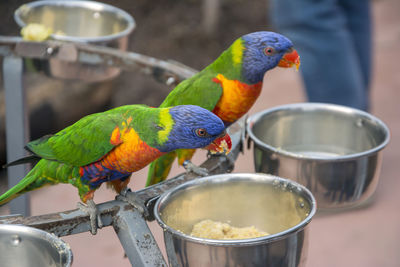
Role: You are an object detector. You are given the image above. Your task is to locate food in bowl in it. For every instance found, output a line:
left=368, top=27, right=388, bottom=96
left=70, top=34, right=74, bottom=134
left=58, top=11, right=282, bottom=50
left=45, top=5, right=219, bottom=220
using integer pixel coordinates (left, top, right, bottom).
left=190, top=219, right=269, bottom=239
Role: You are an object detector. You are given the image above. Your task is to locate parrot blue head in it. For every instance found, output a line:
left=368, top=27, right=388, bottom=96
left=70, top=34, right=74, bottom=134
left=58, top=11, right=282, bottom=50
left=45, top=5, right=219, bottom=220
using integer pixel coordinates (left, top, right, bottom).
left=241, top=31, right=300, bottom=84
left=158, top=105, right=231, bottom=153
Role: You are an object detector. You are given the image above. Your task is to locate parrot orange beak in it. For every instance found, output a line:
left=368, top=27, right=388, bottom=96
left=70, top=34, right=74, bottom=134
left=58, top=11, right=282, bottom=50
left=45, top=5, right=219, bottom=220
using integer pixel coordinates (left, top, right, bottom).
left=206, top=131, right=232, bottom=155
left=278, top=48, right=301, bottom=71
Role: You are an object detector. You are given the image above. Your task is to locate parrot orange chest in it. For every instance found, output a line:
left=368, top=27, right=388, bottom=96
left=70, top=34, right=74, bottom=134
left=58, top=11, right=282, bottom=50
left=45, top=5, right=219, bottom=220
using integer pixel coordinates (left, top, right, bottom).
left=101, top=126, right=164, bottom=173
left=211, top=74, right=262, bottom=123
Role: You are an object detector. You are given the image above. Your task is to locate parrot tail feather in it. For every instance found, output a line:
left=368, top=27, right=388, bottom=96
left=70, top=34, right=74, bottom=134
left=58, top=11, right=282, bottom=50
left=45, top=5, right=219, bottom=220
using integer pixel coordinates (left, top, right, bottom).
left=146, top=152, right=177, bottom=186
left=0, top=171, right=38, bottom=205
left=3, top=155, right=41, bottom=168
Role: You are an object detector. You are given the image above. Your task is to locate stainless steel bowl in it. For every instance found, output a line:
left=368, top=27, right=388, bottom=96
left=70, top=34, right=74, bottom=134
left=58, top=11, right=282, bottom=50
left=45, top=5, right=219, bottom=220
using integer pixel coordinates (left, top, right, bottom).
left=155, top=173, right=316, bottom=267
left=0, top=224, right=72, bottom=267
left=14, top=0, right=135, bottom=82
left=247, top=103, right=390, bottom=210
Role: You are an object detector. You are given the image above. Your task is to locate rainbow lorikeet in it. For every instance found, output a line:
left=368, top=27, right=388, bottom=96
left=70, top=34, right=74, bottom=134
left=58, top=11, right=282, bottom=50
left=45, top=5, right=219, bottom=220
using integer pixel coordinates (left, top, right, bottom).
left=0, top=104, right=231, bottom=234
left=146, top=31, right=300, bottom=186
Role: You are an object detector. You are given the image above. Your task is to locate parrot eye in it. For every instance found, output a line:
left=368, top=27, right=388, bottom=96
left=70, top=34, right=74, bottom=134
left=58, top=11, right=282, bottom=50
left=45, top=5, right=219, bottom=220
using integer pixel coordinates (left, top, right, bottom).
left=195, top=128, right=208, bottom=137
left=264, top=46, right=276, bottom=56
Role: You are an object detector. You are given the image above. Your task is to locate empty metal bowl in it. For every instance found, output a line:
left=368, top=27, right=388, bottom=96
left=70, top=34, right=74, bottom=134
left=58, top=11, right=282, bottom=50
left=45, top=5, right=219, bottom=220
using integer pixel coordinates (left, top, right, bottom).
left=14, top=0, right=135, bottom=82
left=247, top=103, right=390, bottom=210
left=0, top=224, right=72, bottom=267
left=155, top=173, right=316, bottom=267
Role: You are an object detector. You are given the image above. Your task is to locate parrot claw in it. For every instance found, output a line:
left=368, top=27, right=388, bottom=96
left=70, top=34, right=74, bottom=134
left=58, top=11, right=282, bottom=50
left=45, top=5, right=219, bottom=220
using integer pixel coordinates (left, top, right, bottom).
left=183, top=160, right=209, bottom=177
left=77, top=199, right=103, bottom=235
left=116, top=188, right=149, bottom=218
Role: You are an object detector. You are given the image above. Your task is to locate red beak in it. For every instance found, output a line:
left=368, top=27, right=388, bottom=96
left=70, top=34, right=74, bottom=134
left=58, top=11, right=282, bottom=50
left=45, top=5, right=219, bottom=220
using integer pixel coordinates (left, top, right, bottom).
left=205, top=131, right=232, bottom=155
left=278, top=48, right=301, bottom=70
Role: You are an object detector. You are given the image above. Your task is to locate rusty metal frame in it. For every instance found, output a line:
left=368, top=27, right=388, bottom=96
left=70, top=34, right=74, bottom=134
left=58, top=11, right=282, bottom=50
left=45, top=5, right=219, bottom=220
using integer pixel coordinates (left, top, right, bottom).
left=0, top=36, right=246, bottom=266
left=0, top=36, right=197, bottom=85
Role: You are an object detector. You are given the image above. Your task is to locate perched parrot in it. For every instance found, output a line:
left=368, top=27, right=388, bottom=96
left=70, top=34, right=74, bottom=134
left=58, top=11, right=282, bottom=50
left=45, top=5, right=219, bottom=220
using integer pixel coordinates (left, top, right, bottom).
left=0, top=104, right=231, bottom=234
left=146, top=31, right=300, bottom=186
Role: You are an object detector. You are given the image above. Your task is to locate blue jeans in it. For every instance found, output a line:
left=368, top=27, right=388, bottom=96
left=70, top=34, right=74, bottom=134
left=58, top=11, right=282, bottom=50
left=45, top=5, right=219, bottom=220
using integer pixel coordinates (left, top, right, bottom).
left=269, top=0, right=372, bottom=111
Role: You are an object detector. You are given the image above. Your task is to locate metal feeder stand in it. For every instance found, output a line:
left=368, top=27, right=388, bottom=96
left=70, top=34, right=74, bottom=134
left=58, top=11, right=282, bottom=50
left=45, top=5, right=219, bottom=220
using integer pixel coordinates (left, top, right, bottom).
left=0, top=36, right=245, bottom=266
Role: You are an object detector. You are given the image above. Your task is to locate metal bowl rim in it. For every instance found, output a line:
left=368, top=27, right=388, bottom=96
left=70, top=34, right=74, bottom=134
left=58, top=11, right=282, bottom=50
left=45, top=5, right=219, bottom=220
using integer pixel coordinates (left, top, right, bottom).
left=14, top=0, right=135, bottom=43
left=0, top=224, right=73, bottom=265
left=154, top=173, right=316, bottom=246
left=246, top=102, right=390, bottom=161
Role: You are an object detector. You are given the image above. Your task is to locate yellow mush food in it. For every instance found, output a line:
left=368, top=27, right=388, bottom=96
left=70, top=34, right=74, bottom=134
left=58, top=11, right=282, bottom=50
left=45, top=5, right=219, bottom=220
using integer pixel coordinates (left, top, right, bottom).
left=21, top=23, right=53, bottom=41
left=190, top=219, right=269, bottom=240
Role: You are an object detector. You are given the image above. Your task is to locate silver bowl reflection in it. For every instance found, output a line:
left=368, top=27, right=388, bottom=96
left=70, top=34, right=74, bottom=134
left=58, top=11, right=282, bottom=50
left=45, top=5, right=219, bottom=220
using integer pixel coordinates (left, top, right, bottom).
left=14, top=0, right=135, bottom=82
left=155, top=173, right=316, bottom=267
left=247, top=103, right=390, bottom=210
left=0, top=224, right=72, bottom=267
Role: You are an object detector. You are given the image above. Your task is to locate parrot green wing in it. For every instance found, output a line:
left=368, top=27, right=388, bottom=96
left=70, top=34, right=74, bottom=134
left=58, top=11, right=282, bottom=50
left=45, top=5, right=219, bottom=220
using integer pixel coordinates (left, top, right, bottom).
left=26, top=108, right=130, bottom=167
left=160, top=70, right=223, bottom=110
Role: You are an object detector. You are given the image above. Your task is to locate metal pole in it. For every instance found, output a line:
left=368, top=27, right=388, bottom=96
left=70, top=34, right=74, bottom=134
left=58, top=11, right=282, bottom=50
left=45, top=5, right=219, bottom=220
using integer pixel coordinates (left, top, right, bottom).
left=113, top=204, right=168, bottom=266
left=3, top=56, right=30, bottom=216
left=202, top=0, right=220, bottom=35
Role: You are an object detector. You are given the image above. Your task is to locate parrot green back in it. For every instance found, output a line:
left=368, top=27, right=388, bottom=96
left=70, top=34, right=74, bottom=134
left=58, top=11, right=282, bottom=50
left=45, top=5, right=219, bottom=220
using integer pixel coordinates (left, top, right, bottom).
left=26, top=111, right=117, bottom=166
left=159, top=37, right=244, bottom=110
left=159, top=71, right=220, bottom=110
left=26, top=105, right=165, bottom=167
left=0, top=105, right=175, bottom=204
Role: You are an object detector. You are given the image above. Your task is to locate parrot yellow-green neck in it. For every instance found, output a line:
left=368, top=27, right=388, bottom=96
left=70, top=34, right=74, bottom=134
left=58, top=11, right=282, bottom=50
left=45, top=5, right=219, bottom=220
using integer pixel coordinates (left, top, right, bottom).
left=113, top=105, right=173, bottom=148
left=157, top=108, right=174, bottom=144
left=231, top=39, right=244, bottom=65
left=207, top=38, right=245, bottom=82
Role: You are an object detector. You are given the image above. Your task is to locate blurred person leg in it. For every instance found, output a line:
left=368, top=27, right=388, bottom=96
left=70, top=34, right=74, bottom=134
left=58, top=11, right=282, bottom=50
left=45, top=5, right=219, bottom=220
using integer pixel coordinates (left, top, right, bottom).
left=268, top=0, right=371, bottom=111
left=339, top=0, right=372, bottom=94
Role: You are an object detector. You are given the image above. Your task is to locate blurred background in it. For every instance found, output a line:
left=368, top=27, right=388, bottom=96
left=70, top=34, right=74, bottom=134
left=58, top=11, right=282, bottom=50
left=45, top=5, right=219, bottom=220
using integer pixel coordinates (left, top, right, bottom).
left=0, top=0, right=399, bottom=266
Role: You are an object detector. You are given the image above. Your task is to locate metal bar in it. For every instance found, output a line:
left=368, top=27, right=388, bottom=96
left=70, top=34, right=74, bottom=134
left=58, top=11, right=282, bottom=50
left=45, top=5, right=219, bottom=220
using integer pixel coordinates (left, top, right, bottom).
left=0, top=118, right=244, bottom=235
left=0, top=36, right=197, bottom=85
left=0, top=152, right=238, bottom=235
left=3, top=56, right=30, bottom=216
left=202, top=0, right=220, bottom=35
left=113, top=204, right=167, bottom=266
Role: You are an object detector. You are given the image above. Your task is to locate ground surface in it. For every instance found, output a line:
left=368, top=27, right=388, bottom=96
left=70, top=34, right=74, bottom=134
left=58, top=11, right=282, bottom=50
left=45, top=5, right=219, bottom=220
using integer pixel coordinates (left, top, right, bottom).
left=1, top=0, right=400, bottom=266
